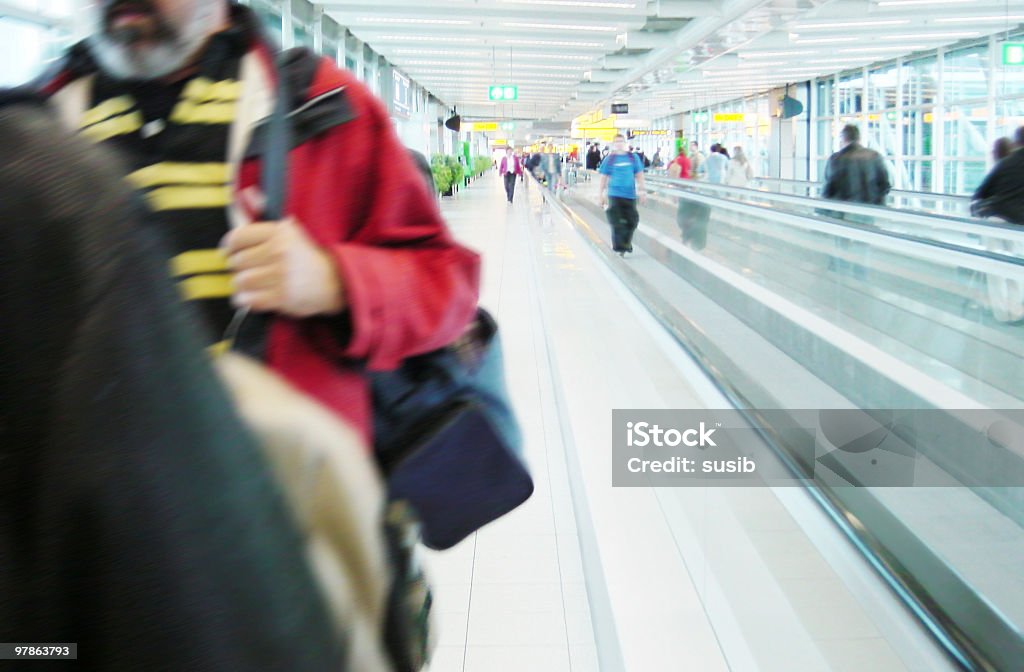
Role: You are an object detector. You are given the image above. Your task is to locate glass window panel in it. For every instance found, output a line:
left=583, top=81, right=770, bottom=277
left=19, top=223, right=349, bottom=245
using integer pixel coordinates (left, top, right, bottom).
left=901, top=55, right=938, bottom=108
left=996, top=97, right=1024, bottom=140
left=943, top=160, right=987, bottom=195
left=816, top=119, right=836, bottom=156
left=867, top=64, right=898, bottom=111
left=816, top=77, right=834, bottom=116
left=995, top=58, right=1024, bottom=100
left=943, top=44, right=990, bottom=103
left=903, top=159, right=934, bottom=191
left=902, top=108, right=935, bottom=157
left=944, top=105, right=989, bottom=159
left=838, top=71, right=864, bottom=115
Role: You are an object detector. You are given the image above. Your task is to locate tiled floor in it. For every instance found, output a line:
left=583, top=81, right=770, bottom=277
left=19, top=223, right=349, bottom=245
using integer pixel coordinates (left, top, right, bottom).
left=420, top=174, right=958, bottom=672
left=422, top=175, right=597, bottom=672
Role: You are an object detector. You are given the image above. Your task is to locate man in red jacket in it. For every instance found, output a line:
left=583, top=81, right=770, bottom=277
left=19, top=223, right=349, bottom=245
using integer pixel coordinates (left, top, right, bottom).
left=40, top=0, right=480, bottom=442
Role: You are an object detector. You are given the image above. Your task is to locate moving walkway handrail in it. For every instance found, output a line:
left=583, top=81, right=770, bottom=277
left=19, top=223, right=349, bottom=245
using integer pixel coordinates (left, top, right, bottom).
left=640, top=174, right=1024, bottom=264
left=756, top=176, right=973, bottom=208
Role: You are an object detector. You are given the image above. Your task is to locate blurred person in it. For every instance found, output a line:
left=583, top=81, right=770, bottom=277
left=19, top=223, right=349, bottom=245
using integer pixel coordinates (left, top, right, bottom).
left=586, top=142, right=601, bottom=170
left=542, top=146, right=562, bottom=191
left=38, top=0, right=481, bottom=442
left=669, top=147, right=710, bottom=250
left=598, top=133, right=647, bottom=256
left=0, top=98, right=347, bottom=670
left=704, top=143, right=730, bottom=185
left=499, top=145, right=522, bottom=203
left=972, top=134, right=1024, bottom=225
left=822, top=124, right=891, bottom=207
left=726, top=146, right=754, bottom=188
left=667, top=148, right=691, bottom=180
left=689, top=140, right=706, bottom=179
left=822, top=124, right=889, bottom=279
left=993, top=137, right=1014, bottom=163
left=1015, top=126, right=1024, bottom=149
left=651, top=148, right=664, bottom=169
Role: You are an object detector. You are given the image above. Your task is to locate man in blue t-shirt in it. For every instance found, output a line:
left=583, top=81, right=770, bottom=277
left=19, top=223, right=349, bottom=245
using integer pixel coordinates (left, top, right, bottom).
left=598, top=134, right=647, bottom=256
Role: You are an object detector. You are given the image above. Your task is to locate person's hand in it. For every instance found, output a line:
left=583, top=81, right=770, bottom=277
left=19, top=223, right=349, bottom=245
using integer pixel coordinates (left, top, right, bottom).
left=638, top=192, right=648, bottom=206
left=222, top=217, right=345, bottom=318
left=600, top=195, right=608, bottom=208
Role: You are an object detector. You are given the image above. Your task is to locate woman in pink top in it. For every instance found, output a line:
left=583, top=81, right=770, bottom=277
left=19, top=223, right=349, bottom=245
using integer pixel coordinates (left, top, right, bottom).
left=500, top=147, right=523, bottom=203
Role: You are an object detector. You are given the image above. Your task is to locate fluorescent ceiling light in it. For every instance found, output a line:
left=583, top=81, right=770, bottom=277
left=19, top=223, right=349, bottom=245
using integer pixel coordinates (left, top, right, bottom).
left=878, top=32, right=980, bottom=40
left=876, top=0, right=973, bottom=5
left=500, top=1, right=637, bottom=9
left=356, top=18, right=472, bottom=25
left=392, top=49, right=488, bottom=56
left=501, top=22, right=620, bottom=32
left=838, top=45, right=928, bottom=53
left=793, top=19, right=911, bottom=30
left=935, top=15, right=1024, bottom=23
left=404, top=61, right=583, bottom=70
left=738, top=50, right=813, bottom=58
left=506, top=39, right=606, bottom=47
left=790, top=35, right=860, bottom=44
left=377, top=36, right=481, bottom=42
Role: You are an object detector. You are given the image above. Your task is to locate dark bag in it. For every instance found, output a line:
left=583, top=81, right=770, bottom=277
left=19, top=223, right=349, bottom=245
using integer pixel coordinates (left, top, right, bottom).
left=247, top=50, right=531, bottom=552
left=371, top=310, right=532, bottom=550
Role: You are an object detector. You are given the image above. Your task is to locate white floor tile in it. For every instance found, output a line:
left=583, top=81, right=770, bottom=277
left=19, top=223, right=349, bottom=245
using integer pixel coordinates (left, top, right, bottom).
left=463, top=646, right=571, bottom=672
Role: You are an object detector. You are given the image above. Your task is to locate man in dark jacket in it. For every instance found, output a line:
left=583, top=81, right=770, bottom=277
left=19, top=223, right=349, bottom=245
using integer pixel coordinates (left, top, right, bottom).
left=823, top=124, right=891, bottom=207
left=0, top=99, right=344, bottom=670
left=972, top=128, right=1024, bottom=224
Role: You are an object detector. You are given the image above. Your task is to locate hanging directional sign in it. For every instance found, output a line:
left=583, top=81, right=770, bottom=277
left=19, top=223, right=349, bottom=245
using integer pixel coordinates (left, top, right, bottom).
left=611, top=103, right=629, bottom=114
left=489, top=85, right=518, bottom=101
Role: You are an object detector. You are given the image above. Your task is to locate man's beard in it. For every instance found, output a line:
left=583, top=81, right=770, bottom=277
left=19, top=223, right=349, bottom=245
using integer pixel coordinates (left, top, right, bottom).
left=87, top=1, right=223, bottom=81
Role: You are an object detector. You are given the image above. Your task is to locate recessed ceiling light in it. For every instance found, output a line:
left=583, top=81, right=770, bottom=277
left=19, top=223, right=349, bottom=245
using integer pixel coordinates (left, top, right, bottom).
left=506, top=39, right=605, bottom=47
left=501, top=22, right=621, bottom=32
left=790, top=35, right=861, bottom=44
left=935, top=15, right=1024, bottom=23
left=878, top=32, right=980, bottom=40
left=356, top=18, right=472, bottom=25
left=377, top=36, right=482, bottom=43
left=793, top=19, right=911, bottom=30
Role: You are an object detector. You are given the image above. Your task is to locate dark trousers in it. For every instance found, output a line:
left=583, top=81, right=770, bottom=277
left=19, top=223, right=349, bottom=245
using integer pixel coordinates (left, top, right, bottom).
left=606, top=197, right=640, bottom=252
left=503, top=173, right=517, bottom=201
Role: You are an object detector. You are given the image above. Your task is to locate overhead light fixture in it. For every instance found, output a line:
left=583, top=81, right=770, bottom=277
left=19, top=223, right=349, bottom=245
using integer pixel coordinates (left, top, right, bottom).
left=876, top=0, right=973, bottom=5
left=935, top=15, right=1024, bottom=23
left=793, top=19, right=911, bottom=30
left=790, top=35, right=861, bottom=44
left=357, top=18, right=472, bottom=25
left=878, top=32, right=980, bottom=40
left=738, top=50, right=814, bottom=58
left=838, top=45, right=928, bottom=53
left=506, top=39, right=605, bottom=47
left=377, top=36, right=481, bottom=43
left=501, top=22, right=620, bottom=32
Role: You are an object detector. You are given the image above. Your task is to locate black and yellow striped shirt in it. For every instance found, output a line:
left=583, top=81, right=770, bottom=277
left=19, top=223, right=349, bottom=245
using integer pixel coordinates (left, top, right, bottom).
left=78, top=33, right=246, bottom=353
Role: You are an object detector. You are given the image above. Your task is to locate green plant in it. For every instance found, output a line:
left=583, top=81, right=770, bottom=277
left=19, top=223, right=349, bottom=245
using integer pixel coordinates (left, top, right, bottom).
left=431, top=162, right=452, bottom=195
left=473, top=155, right=492, bottom=177
left=445, top=155, right=465, bottom=188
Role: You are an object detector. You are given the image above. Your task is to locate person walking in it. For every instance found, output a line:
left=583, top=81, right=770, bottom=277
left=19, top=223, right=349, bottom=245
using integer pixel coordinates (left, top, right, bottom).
left=39, top=0, right=481, bottom=444
left=823, top=124, right=891, bottom=207
left=689, top=140, right=706, bottom=180
left=704, top=144, right=730, bottom=185
left=972, top=128, right=1024, bottom=225
left=586, top=143, right=602, bottom=171
left=500, top=146, right=523, bottom=202
left=726, top=146, right=754, bottom=187
left=598, top=133, right=647, bottom=256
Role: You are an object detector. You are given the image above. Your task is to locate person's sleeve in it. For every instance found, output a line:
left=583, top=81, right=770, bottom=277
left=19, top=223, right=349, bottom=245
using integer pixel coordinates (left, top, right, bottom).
left=323, top=77, right=481, bottom=371
left=598, top=157, right=611, bottom=175
left=973, top=167, right=998, bottom=201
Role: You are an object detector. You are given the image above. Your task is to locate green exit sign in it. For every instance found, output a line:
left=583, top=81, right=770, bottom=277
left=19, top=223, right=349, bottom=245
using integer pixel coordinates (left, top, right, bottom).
left=1003, top=42, right=1024, bottom=66
left=489, top=85, right=518, bottom=101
